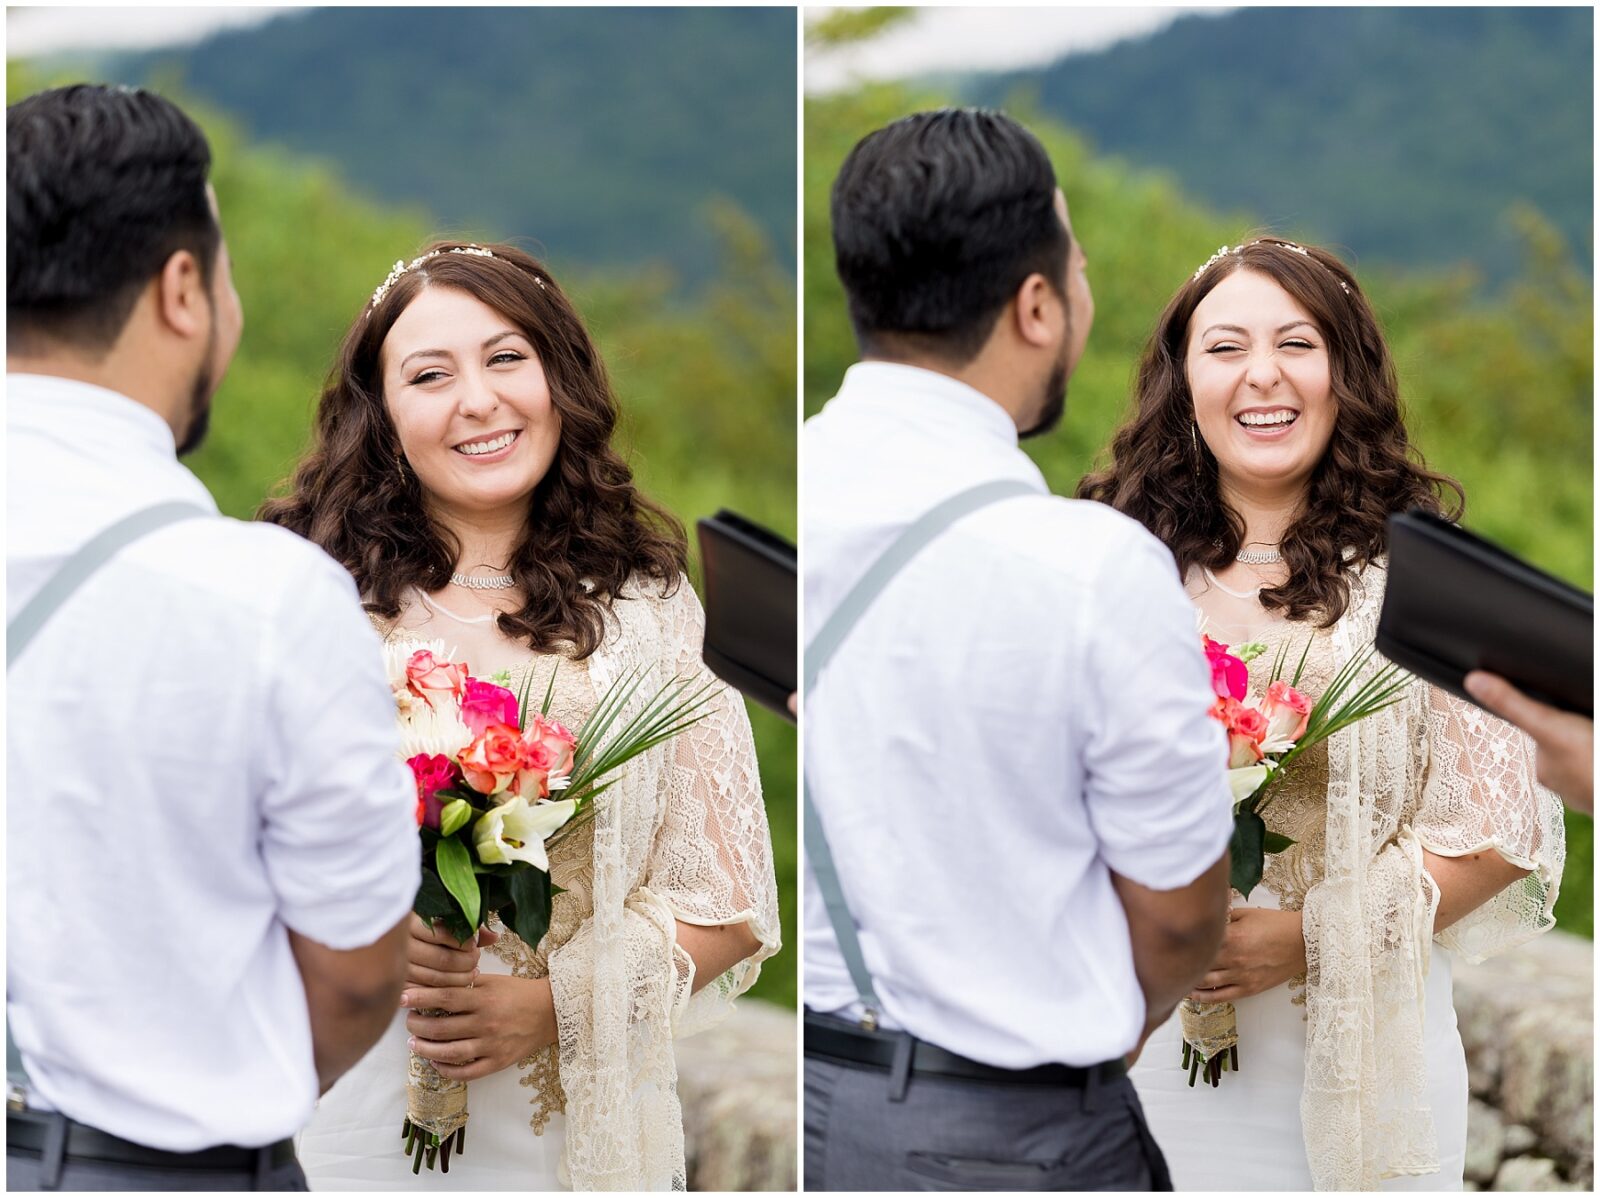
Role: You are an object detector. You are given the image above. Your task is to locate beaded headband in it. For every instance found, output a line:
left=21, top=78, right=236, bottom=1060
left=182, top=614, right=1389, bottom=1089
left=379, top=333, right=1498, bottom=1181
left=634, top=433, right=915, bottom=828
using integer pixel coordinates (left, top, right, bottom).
left=1191, top=239, right=1351, bottom=294
left=366, top=244, right=546, bottom=310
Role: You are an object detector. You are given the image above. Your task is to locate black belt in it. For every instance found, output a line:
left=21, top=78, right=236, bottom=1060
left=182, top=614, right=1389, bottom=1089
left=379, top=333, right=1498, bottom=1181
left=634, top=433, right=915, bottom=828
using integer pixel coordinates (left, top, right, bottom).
left=7, top=1108, right=296, bottom=1172
left=804, top=1011, right=1126, bottom=1088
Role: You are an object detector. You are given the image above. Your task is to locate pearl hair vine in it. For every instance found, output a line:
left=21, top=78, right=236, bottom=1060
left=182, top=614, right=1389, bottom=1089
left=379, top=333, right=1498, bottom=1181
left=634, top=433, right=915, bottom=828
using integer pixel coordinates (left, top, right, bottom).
left=1191, top=239, right=1351, bottom=294
left=366, top=244, right=546, bottom=310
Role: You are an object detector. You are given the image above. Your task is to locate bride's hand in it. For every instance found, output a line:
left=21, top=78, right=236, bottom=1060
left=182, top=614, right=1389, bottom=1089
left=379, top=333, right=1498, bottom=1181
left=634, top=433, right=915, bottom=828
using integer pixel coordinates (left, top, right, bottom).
left=405, top=916, right=500, bottom=989
left=402, top=975, right=557, bottom=1082
left=1188, top=907, right=1306, bottom=1002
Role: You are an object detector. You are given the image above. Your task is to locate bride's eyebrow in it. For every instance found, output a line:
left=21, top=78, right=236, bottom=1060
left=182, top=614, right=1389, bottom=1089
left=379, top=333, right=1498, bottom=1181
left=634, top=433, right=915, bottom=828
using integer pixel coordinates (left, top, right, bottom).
left=399, top=333, right=523, bottom=372
left=1199, top=321, right=1318, bottom=338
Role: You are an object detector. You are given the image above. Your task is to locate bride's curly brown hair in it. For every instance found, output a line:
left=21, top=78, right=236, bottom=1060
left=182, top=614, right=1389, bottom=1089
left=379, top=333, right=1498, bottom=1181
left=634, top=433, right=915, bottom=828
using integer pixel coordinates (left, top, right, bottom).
left=1077, top=238, right=1464, bottom=626
left=259, top=240, right=686, bottom=657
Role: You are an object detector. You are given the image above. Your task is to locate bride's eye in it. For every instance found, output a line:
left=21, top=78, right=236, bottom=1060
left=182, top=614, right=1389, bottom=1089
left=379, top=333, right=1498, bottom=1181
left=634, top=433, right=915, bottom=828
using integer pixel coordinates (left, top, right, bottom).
left=488, top=351, right=526, bottom=366
left=1281, top=339, right=1316, bottom=350
left=1207, top=343, right=1244, bottom=355
left=411, top=368, right=448, bottom=385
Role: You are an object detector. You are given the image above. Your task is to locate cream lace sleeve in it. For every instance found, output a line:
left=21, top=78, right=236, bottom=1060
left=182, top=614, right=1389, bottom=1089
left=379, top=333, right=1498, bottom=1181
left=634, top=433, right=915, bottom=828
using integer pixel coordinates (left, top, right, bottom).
left=544, top=577, right=781, bottom=1190
left=1413, top=684, right=1564, bottom=961
left=649, top=578, right=782, bottom=1035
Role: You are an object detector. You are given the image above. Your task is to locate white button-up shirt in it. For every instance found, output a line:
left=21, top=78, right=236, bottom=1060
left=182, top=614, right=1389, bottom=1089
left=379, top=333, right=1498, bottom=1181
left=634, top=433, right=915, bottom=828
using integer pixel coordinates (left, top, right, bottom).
left=803, top=362, right=1233, bottom=1068
left=6, top=374, right=420, bottom=1150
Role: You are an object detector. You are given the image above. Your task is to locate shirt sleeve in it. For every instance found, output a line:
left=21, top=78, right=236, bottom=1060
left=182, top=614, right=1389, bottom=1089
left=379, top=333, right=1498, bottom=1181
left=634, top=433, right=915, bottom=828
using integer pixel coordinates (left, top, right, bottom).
left=256, top=543, right=420, bottom=948
left=1080, top=532, right=1234, bottom=889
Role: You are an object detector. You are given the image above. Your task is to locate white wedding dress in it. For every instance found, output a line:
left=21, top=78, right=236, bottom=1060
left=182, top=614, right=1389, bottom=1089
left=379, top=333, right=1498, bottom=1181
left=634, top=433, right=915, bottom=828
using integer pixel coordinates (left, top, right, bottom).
left=1130, top=563, right=1560, bottom=1191
left=297, top=578, right=782, bottom=1190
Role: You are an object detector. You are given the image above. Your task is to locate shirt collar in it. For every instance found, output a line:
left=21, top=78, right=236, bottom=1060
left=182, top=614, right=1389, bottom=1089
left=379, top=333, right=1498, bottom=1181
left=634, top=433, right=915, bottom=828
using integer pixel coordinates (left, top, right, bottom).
left=7, top=373, right=180, bottom=459
left=836, top=361, right=1022, bottom=449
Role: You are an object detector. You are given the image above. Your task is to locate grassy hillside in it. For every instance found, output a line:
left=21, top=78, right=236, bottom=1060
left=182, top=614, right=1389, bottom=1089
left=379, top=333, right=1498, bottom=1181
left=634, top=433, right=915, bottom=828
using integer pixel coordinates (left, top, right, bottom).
left=105, top=7, right=797, bottom=284
left=967, top=7, right=1592, bottom=286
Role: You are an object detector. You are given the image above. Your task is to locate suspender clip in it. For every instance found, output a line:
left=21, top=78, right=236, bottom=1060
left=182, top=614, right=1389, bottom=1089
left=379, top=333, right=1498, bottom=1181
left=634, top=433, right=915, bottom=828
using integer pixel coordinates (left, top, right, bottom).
left=859, top=1008, right=879, bottom=1032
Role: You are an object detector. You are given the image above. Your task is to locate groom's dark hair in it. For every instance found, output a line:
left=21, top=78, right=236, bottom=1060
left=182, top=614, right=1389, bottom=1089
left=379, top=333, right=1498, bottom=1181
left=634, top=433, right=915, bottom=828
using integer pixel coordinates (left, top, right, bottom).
left=8, top=84, right=220, bottom=355
left=831, top=108, right=1069, bottom=364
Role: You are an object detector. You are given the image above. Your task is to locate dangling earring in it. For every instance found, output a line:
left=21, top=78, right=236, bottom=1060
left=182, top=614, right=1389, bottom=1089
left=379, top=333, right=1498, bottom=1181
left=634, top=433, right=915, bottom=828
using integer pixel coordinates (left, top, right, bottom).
left=1190, top=421, right=1200, bottom=462
left=394, top=447, right=409, bottom=489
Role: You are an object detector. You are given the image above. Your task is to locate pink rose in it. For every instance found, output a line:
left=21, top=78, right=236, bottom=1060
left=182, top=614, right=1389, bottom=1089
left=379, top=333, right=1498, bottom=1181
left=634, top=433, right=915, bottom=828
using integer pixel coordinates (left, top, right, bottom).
left=406, top=650, right=469, bottom=710
left=514, top=715, right=577, bottom=799
left=459, top=725, right=527, bottom=796
left=460, top=679, right=521, bottom=739
left=1261, top=680, right=1312, bottom=745
left=407, top=753, right=458, bottom=829
left=1202, top=635, right=1248, bottom=701
left=1215, top=697, right=1269, bottom=768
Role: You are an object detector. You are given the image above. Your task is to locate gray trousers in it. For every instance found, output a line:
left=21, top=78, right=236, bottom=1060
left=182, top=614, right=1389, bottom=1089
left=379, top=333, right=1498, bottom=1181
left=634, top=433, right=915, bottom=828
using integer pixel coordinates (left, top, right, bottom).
left=805, top=1051, right=1172, bottom=1192
left=7, top=1116, right=308, bottom=1192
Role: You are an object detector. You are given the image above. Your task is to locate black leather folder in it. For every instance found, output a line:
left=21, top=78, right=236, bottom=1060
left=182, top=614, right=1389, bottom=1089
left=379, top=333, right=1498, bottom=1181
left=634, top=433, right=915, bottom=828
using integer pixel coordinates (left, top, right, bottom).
left=1377, top=510, right=1592, bottom=717
left=696, top=510, right=797, bottom=721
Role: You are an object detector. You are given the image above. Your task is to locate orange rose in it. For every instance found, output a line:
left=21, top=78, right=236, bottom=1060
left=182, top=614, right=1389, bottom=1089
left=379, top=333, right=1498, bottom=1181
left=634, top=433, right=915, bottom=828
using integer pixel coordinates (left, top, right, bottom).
left=459, top=724, right=527, bottom=796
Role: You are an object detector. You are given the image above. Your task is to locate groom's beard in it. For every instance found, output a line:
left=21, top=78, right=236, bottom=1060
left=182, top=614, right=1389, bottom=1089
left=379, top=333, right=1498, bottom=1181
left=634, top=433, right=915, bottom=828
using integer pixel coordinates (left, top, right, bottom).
left=176, top=321, right=218, bottom=458
left=1018, top=359, right=1068, bottom=441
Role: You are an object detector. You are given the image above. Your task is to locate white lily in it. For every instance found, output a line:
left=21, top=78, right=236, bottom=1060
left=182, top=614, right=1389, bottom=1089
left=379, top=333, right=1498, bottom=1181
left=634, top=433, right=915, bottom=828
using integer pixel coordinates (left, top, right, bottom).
left=1229, top=763, right=1270, bottom=804
left=473, top=796, right=577, bottom=871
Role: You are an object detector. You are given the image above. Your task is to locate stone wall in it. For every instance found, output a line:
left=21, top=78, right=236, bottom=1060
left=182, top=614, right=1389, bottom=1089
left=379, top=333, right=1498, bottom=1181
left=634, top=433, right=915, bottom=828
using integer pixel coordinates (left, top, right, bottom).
left=1455, top=930, right=1592, bottom=1192
left=677, top=1000, right=797, bottom=1191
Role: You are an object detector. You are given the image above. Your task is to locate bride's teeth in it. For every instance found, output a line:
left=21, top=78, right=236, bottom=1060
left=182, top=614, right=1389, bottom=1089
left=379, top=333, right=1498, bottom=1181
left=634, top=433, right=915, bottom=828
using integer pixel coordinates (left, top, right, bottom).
left=1239, top=411, right=1297, bottom=427
left=456, top=431, right=516, bottom=455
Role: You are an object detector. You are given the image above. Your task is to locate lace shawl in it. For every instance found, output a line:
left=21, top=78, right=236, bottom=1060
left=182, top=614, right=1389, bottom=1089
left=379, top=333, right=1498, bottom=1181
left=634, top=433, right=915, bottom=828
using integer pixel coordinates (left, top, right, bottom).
left=380, top=576, right=780, bottom=1190
left=1300, top=560, right=1564, bottom=1189
left=545, top=576, right=781, bottom=1191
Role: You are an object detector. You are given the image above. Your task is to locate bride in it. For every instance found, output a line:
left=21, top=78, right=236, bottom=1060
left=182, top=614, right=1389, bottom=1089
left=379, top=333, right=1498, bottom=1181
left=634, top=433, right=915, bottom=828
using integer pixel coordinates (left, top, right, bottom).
left=261, top=241, right=782, bottom=1190
left=1079, top=238, right=1564, bottom=1190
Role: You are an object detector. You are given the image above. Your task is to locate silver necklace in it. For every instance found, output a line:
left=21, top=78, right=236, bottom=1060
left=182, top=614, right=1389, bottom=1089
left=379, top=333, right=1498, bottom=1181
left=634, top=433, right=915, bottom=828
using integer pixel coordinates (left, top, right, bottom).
left=1235, top=546, right=1283, bottom=565
left=451, top=570, right=515, bottom=591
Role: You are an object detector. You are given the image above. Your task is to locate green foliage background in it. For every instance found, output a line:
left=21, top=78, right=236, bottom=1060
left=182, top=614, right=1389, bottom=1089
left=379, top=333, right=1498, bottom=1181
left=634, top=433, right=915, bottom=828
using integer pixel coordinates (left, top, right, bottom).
left=8, top=63, right=799, bottom=1003
left=967, top=7, right=1592, bottom=287
left=806, top=83, right=1593, bottom=937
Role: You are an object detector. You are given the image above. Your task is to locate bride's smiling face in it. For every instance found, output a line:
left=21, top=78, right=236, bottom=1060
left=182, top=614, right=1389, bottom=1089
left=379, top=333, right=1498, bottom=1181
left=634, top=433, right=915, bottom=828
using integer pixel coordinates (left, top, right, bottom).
left=380, top=285, right=561, bottom=516
left=1186, top=268, right=1336, bottom=501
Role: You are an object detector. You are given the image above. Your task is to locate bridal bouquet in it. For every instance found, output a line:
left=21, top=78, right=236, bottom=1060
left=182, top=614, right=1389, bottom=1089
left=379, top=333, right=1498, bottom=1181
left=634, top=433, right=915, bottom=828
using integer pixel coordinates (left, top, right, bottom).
left=386, top=642, right=716, bottom=1172
left=1181, top=633, right=1412, bottom=1088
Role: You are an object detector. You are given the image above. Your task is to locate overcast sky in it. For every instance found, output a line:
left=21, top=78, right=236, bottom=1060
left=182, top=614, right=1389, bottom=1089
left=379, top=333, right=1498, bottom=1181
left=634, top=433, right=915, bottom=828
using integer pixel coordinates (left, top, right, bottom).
left=9, top=6, right=1232, bottom=77
left=806, top=7, right=1235, bottom=93
left=6, top=6, right=301, bottom=57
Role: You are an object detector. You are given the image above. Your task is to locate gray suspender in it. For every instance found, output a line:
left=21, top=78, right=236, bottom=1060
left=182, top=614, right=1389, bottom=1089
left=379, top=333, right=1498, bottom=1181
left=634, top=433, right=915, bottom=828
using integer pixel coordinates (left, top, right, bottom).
left=6, top=500, right=211, bottom=1107
left=803, top=479, right=1041, bottom=1029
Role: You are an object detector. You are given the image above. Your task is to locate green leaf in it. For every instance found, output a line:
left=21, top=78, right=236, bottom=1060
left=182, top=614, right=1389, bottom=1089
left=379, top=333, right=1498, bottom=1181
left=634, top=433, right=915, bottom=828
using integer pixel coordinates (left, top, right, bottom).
left=505, top=868, right=554, bottom=949
left=434, top=835, right=481, bottom=935
left=413, top=867, right=457, bottom=923
left=1263, top=830, right=1296, bottom=854
left=1230, top=809, right=1266, bottom=898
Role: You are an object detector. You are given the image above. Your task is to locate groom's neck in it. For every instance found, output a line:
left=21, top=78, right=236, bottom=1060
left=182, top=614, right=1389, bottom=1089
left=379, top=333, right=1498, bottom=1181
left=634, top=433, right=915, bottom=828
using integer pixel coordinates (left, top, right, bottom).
left=860, top=347, right=1035, bottom=434
left=8, top=342, right=188, bottom=446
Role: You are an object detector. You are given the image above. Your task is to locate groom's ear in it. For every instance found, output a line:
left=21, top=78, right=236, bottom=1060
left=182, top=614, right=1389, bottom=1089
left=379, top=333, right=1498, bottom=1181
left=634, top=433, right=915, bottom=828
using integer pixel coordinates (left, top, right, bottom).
left=153, top=249, right=210, bottom=342
left=1010, top=271, right=1065, bottom=350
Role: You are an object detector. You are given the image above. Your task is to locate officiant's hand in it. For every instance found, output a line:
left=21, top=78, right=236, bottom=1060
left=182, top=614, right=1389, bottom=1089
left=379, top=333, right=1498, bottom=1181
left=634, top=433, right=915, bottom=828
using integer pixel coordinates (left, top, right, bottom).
left=1189, top=907, right=1306, bottom=1002
left=402, top=975, right=558, bottom=1081
left=405, top=915, right=500, bottom=989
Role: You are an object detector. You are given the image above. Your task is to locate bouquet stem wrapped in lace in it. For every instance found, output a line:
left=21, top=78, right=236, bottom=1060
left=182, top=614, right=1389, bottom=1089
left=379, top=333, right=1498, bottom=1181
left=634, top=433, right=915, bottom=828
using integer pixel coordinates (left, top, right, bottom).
left=386, top=641, right=715, bottom=1172
left=1181, top=634, right=1412, bottom=1089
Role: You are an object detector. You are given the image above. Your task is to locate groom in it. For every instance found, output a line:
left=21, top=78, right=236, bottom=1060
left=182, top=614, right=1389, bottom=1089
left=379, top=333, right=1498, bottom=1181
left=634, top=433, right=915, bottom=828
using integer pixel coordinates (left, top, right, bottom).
left=7, top=85, right=420, bottom=1189
left=803, top=109, right=1234, bottom=1190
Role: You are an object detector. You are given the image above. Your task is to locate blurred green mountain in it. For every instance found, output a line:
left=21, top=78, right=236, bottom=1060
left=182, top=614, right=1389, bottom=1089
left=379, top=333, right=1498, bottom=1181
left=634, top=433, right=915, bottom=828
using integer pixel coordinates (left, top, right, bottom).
left=964, top=7, right=1592, bottom=286
left=92, top=7, right=797, bottom=284
left=807, top=82, right=1592, bottom=935
left=8, top=62, right=799, bottom=1004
